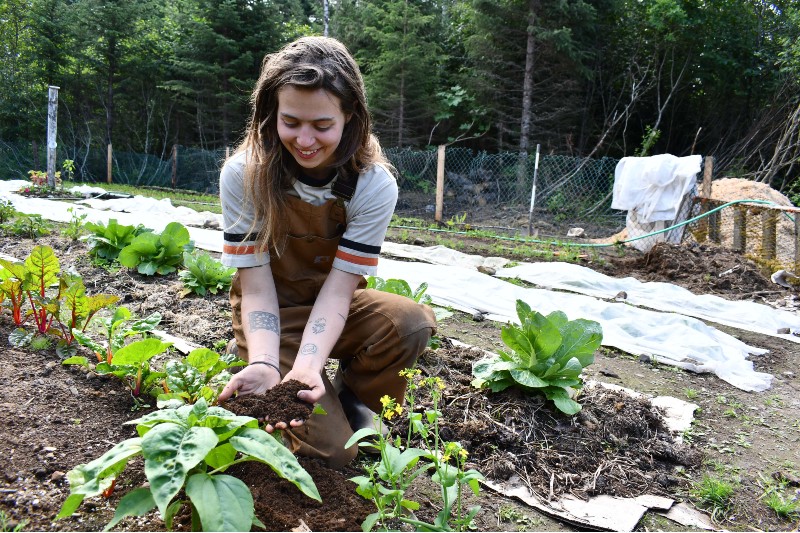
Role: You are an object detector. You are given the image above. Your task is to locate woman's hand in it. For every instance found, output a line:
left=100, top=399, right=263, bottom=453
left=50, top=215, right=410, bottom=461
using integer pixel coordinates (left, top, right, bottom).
left=218, top=364, right=281, bottom=401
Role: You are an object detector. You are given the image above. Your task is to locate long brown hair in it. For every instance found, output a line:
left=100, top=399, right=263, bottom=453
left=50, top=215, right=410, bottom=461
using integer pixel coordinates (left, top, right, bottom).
left=234, top=36, right=388, bottom=255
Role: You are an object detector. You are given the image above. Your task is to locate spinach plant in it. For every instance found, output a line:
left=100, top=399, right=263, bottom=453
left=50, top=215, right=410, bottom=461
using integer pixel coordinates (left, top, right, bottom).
left=178, top=251, right=236, bottom=297
left=157, top=347, right=245, bottom=407
left=57, top=399, right=320, bottom=531
left=471, top=299, right=602, bottom=415
left=119, top=221, right=194, bottom=276
left=81, top=219, right=149, bottom=263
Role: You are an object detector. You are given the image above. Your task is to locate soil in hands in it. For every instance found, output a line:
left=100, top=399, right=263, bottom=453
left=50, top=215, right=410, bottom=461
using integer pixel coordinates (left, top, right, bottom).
left=221, top=379, right=313, bottom=425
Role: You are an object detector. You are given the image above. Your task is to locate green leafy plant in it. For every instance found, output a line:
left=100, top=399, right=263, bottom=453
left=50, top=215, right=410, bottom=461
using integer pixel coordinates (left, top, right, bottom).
left=157, top=347, right=245, bottom=406
left=347, top=369, right=484, bottom=531
left=0, top=245, right=61, bottom=336
left=81, top=218, right=149, bottom=263
left=691, top=474, right=735, bottom=521
left=51, top=274, right=120, bottom=356
left=0, top=509, right=28, bottom=532
left=4, top=214, right=52, bottom=239
left=69, top=306, right=162, bottom=365
left=0, top=199, right=16, bottom=224
left=471, top=300, right=602, bottom=415
left=119, top=221, right=194, bottom=275
left=178, top=251, right=236, bottom=297
left=62, top=159, right=75, bottom=181
left=61, top=207, right=88, bottom=241
left=65, top=338, right=170, bottom=407
left=57, top=399, right=320, bottom=531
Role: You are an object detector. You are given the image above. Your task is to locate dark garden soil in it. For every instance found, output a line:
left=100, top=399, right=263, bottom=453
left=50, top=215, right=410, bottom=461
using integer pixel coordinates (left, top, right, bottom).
left=1, top=230, right=799, bottom=532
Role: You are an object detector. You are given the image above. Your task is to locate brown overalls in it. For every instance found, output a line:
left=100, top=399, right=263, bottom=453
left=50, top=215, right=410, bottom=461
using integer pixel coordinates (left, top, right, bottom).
left=229, top=184, right=437, bottom=468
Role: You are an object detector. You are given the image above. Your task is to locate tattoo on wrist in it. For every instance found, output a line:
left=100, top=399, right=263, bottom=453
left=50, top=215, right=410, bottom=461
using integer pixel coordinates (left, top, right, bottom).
left=248, top=311, right=278, bottom=334
left=300, top=343, right=318, bottom=355
left=311, top=317, right=326, bottom=334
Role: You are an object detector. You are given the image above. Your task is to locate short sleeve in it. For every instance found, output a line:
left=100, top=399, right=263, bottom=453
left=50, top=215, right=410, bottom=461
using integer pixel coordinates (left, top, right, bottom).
left=219, top=152, right=269, bottom=268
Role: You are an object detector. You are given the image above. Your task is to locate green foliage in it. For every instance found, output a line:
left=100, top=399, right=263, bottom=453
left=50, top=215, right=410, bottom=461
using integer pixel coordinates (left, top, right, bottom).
left=60, top=207, right=88, bottom=241
left=471, top=300, right=602, bottom=415
left=2, top=214, right=52, bottom=239
left=0, top=509, right=28, bottom=532
left=691, top=474, right=735, bottom=521
left=65, top=338, right=171, bottom=406
left=178, top=251, right=235, bottom=297
left=157, top=348, right=244, bottom=407
left=57, top=399, right=319, bottom=531
left=118, top=221, right=194, bottom=276
left=67, top=305, right=161, bottom=365
left=81, top=219, right=149, bottom=263
left=52, top=274, right=120, bottom=356
left=346, top=370, right=483, bottom=531
left=0, top=199, right=16, bottom=224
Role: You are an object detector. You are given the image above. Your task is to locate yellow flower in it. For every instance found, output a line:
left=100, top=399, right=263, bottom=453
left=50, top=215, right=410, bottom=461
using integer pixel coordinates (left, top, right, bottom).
left=459, top=449, right=468, bottom=459
left=384, top=409, right=396, bottom=420
left=442, top=453, right=451, bottom=462
left=380, top=395, right=393, bottom=408
left=394, top=404, right=403, bottom=416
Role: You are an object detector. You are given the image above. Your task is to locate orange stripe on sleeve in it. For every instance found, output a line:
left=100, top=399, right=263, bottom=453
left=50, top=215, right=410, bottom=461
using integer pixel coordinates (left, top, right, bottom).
left=336, top=249, right=378, bottom=266
left=223, top=244, right=256, bottom=255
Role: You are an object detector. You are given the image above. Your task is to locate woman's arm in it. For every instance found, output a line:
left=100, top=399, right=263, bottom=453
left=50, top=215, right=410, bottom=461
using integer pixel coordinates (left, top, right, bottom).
left=218, top=264, right=282, bottom=400
left=288, top=267, right=363, bottom=404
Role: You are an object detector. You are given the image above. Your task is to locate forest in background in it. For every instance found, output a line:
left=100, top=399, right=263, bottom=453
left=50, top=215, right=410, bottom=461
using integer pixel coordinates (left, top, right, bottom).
left=1, top=0, right=799, bottom=193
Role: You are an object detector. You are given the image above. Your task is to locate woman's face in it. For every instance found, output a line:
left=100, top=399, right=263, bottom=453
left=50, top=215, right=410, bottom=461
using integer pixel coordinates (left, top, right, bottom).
left=276, top=86, right=349, bottom=180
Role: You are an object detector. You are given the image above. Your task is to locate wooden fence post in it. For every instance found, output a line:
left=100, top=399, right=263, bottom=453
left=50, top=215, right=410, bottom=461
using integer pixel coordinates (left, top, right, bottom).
left=107, top=143, right=113, bottom=184
left=435, top=145, right=445, bottom=224
left=795, top=214, right=800, bottom=274
left=46, top=86, right=60, bottom=187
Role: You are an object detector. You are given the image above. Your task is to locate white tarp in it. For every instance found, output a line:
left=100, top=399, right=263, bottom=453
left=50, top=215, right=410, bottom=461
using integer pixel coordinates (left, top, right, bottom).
left=611, top=154, right=702, bottom=252
left=0, top=181, right=782, bottom=391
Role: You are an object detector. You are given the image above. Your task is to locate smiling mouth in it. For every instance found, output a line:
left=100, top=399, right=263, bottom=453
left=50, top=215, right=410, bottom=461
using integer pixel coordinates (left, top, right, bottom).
left=296, top=148, right=320, bottom=159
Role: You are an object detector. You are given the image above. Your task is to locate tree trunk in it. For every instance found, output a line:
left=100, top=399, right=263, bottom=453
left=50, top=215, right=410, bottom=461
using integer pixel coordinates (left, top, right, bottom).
left=517, top=0, right=537, bottom=193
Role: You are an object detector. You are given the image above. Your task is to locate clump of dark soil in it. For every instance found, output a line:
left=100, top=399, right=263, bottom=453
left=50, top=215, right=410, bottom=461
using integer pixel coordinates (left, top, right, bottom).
left=230, top=458, right=373, bottom=532
left=610, top=241, right=777, bottom=298
left=403, top=343, right=702, bottom=501
left=221, top=380, right=313, bottom=425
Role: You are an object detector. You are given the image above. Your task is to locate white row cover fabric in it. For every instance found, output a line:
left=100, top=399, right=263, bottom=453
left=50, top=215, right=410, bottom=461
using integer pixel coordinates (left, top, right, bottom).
left=376, top=258, right=773, bottom=392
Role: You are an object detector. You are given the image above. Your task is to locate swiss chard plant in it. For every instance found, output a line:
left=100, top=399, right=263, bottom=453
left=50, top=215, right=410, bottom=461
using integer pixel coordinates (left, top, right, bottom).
left=50, top=274, right=120, bottom=357
left=69, top=305, right=161, bottom=365
left=119, top=221, right=194, bottom=276
left=81, top=219, right=149, bottom=263
left=471, top=299, right=602, bottom=415
left=0, top=246, right=61, bottom=337
left=157, top=347, right=245, bottom=407
left=65, top=338, right=171, bottom=407
left=57, top=399, right=321, bottom=532
left=178, top=251, right=236, bottom=297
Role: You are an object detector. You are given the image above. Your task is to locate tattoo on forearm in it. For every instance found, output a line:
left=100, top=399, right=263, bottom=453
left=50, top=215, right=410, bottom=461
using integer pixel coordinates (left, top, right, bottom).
left=311, top=317, right=326, bottom=334
left=248, top=311, right=279, bottom=334
left=300, top=343, right=318, bottom=355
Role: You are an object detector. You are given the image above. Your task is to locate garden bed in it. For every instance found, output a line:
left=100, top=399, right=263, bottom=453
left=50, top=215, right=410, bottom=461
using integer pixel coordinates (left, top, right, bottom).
left=1, top=232, right=799, bottom=531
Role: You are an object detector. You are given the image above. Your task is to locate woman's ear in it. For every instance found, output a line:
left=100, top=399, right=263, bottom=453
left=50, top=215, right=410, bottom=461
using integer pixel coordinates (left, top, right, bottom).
left=345, top=113, right=353, bottom=124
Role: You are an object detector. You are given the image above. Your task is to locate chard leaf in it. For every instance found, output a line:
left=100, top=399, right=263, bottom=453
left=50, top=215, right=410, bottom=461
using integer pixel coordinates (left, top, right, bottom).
left=141, top=423, right=219, bottom=516
left=186, top=473, right=254, bottom=532
left=112, top=338, right=172, bottom=366
left=62, top=438, right=142, bottom=503
left=186, top=348, right=220, bottom=373
left=509, top=368, right=549, bottom=388
left=527, top=312, right=562, bottom=360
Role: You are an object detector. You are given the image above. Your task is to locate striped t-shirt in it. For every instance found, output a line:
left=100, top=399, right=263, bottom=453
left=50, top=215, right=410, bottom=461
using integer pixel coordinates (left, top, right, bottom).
left=219, top=151, right=397, bottom=276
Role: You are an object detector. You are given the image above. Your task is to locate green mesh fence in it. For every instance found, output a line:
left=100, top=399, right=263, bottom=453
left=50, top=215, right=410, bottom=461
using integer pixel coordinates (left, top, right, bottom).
left=386, top=146, right=624, bottom=241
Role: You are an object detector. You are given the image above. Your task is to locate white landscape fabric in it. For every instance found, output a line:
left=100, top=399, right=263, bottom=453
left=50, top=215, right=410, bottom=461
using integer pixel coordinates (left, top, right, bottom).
left=0, top=181, right=782, bottom=391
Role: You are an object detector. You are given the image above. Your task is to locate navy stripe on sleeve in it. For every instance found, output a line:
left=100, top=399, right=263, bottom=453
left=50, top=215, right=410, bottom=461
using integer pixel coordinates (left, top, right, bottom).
left=339, top=238, right=381, bottom=254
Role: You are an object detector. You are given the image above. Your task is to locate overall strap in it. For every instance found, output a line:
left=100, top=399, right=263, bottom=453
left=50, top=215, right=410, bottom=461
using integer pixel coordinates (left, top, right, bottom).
left=331, top=169, right=358, bottom=202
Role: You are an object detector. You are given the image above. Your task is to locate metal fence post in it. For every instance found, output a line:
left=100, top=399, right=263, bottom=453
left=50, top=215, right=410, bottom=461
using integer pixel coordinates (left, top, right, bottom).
left=527, top=143, right=540, bottom=236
